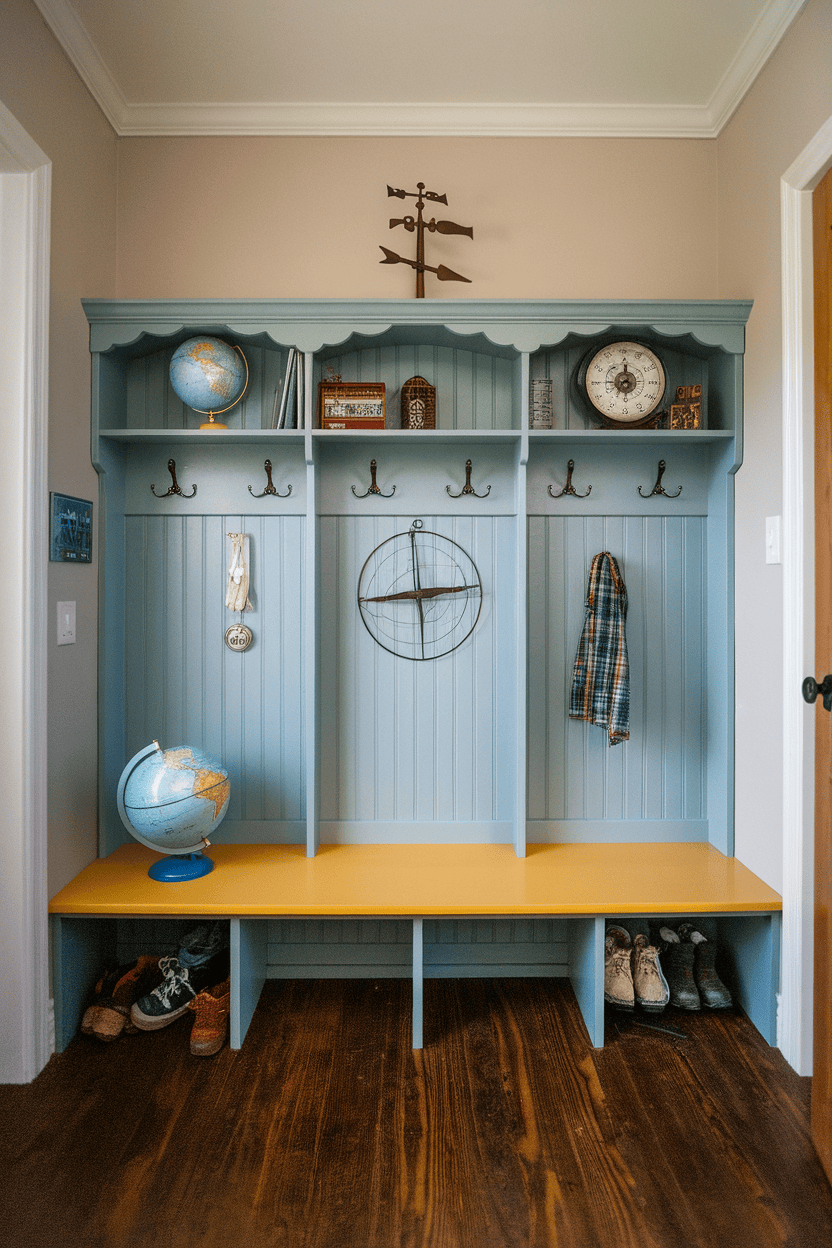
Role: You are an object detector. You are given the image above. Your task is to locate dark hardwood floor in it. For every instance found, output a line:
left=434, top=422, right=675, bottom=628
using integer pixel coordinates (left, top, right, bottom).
left=2, top=978, right=831, bottom=1248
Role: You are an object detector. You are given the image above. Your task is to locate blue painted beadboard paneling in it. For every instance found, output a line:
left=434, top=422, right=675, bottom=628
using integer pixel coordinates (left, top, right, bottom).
left=318, top=514, right=518, bottom=839
left=265, top=917, right=568, bottom=979
left=314, top=342, right=519, bottom=430
left=115, top=337, right=294, bottom=432
left=114, top=512, right=305, bottom=851
left=529, top=334, right=722, bottom=432
left=527, top=514, right=708, bottom=838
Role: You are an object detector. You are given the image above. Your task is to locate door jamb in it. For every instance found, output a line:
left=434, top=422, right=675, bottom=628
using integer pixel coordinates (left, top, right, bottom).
left=0, top=102, right=51, bottom=1082
left=780, top=113, right=832, bottom=1075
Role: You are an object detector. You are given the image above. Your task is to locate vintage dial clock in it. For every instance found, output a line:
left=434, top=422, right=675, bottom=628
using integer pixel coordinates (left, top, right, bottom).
left=580, top=340, right=666, bottom=428
left=357, top=520, right=482, bottom=661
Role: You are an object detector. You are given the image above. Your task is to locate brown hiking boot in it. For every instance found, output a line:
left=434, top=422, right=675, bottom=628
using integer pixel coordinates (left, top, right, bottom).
left=632, top=934, right=670, bottom=1013
left=90, top=955, right=163, bottom=1042
left=187, top=978, right=231, bottom=1056
left=604, top=925, right=634, bottom=1010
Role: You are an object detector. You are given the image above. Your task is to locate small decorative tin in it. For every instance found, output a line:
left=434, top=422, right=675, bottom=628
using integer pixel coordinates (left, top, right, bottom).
left=319, top=382, right=386, bottom=429
left=401, top=376, right=437, bottom=429
left=530, top=378, right=553, bottom=429
left=669, top=384, right=702, bottom=429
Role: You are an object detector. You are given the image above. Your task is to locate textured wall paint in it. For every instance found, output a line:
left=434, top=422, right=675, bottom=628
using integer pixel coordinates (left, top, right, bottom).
left=0, top=0, right=118, bottom=896
left=718, top=0, right=832, bottom=892
left=114, top=136, right=719, bottom=301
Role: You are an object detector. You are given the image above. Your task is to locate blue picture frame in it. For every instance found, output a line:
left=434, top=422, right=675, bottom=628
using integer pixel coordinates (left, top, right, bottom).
left=50, top=493, right=92, bottom=563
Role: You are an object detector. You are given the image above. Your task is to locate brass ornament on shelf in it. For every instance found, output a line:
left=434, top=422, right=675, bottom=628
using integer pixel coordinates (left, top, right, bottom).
left=401, top=376, right=436, bottom=429
left=380, top=182, right=473, bottom=298
left=669, top=384, right=702, bottom=429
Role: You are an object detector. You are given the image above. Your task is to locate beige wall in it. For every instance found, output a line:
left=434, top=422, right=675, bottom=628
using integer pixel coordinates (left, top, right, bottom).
left=719, top=0, right=832, bottom=891
left=4, top=0, right=832, bottom=909
left=115, top=136, right=718, bottom=300
left=0, top=0, right=118, bottom=895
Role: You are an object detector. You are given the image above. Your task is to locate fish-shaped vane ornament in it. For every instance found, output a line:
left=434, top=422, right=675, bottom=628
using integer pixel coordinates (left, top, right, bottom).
left=380, top=183, right=473, bottom=298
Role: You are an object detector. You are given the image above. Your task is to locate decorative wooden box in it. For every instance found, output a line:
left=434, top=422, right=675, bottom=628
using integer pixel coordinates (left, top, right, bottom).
left=401, top=375, right=436, bottom=429
left=319, top=382, right=386, bottom=429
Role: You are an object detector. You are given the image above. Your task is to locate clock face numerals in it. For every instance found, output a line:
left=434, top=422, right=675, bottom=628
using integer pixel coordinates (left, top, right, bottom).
left=584, top=341, right=666, bottom=425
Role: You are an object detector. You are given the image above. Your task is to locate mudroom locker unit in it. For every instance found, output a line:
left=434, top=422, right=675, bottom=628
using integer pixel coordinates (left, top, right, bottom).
left=49, top=298, right=782, bottom=1053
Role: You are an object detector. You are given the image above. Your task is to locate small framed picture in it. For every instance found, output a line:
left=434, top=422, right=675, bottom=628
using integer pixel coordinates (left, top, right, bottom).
left=318, top=382, right=386, bottom=429
left=50, top=493, right=93, bottom=563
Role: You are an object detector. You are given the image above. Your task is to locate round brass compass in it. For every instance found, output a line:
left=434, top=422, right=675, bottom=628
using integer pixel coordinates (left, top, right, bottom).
left=357, top=520, right=482, bottom=661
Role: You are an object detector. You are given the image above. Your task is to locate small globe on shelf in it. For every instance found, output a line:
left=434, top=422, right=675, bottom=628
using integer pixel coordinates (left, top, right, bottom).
left=169, top=336, right=248, bottom=430
left=117, top=742, right=231, bottom=882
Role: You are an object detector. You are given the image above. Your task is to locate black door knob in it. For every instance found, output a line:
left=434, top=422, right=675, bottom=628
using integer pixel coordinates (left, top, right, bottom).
left=802, top=674, right=832, bottom=710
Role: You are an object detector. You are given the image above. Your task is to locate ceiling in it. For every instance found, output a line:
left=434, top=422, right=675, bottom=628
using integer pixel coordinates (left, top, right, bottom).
left=34, top=0, right=807, bottom=138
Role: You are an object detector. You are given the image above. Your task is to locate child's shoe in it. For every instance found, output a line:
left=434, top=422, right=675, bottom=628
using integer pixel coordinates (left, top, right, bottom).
left=187, top=978, right=231, bottom=1056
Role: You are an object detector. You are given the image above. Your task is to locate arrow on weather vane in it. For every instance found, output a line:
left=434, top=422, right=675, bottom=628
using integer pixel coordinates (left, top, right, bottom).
left=380, top=182, right=473, bottom=298
left=379, top=247, right=471, bottom=285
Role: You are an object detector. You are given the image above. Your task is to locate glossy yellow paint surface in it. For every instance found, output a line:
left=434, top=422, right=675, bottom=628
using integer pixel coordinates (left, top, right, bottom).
left=49, top=842, right=782, bottom=917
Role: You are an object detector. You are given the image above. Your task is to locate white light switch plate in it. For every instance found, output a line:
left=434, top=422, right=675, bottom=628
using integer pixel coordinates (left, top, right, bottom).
left=57, top=600, right=76, bottom=645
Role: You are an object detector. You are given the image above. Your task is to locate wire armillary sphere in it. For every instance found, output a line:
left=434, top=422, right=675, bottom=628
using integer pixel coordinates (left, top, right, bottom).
left=357, top=520, right=483, bottom=661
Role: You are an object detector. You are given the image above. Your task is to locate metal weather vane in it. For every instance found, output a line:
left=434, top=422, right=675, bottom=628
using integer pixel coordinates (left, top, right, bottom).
left=380, top=182, right=473, bottom=298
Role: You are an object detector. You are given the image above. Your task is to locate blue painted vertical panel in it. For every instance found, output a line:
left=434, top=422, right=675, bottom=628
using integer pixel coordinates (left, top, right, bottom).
left=316, top=345, right=516, bottom=430
left=231, top=917, right=268, bottom=1050
left=121, top=340, right=293, bottom=431
left=527, top=513, right=709, bottom=840
left=317, top=514, right=515, bottom=839
left=122, top=512, right=305, bottom=844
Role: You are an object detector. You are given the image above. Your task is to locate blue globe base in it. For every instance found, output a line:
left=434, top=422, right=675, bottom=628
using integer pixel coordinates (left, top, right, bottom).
left=148, top=852, right=215, bottom=882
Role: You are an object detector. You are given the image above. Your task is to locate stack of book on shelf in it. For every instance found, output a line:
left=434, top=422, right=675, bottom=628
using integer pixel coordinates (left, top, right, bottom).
left=271, top=348, right=304, bottom=429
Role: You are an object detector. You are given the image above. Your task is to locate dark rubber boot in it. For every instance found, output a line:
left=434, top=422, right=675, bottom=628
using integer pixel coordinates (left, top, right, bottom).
left=693, top=940, right=733, bottom=1009
left=663, top=940, right=700, bottom=1010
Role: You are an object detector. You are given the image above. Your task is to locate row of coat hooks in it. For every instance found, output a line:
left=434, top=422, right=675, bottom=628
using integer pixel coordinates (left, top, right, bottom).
left=352, top=458, right=491, bottom=499
left=150, top=458, right=292, bottom=499
left=550, top=458, right=682, bottom=499
left=148, top=457, right=493, bottom=500
left=150, top=457, right=681, bottom=501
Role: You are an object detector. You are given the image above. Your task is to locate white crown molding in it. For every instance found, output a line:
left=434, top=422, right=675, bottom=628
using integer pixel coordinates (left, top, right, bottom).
left=35, top=0, right=806, bottom=138
left=116, top=100, right=719, bottom=139
left=32, top=0, right=128, bottom=134
left=708, top=0, right=807, bottom=133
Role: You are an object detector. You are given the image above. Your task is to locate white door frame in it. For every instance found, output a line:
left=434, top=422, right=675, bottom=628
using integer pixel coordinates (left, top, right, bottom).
left=0, top=102, right=51, bottom=1082
left=780, top=113, right=832, bottom=1076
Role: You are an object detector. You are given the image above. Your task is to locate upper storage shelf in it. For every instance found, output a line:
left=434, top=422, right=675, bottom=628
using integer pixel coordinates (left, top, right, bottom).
left=83, top=298, right=751, bottom=448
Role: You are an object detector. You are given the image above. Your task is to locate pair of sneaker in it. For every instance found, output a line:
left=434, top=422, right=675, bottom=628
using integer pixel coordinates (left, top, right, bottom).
left=604, top=923, right=670, bottom=1013
left=657, top=922, right=732, bottom=1010
left=130, top=923, right=231, bottom=1055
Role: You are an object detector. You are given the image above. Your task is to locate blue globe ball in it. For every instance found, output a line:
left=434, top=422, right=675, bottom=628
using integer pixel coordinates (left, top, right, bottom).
left=169, top=336, right=246, bottom=414
left=118, top=743, right=230, bottom=880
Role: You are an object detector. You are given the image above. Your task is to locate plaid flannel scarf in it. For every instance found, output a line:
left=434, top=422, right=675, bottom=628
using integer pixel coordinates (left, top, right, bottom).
left=569, top=552, right=630, bottom=746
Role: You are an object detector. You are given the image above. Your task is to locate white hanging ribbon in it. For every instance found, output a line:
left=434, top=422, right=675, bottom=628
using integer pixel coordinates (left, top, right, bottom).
left=226, top=532, right=253, bottom=612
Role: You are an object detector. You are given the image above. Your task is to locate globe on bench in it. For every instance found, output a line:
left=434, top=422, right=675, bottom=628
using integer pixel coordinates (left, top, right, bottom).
left=117, top=742, right=231, bottom=882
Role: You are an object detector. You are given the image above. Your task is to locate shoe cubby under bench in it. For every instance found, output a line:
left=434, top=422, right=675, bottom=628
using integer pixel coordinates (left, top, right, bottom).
left=49, top=840, right=782, bottom=1052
